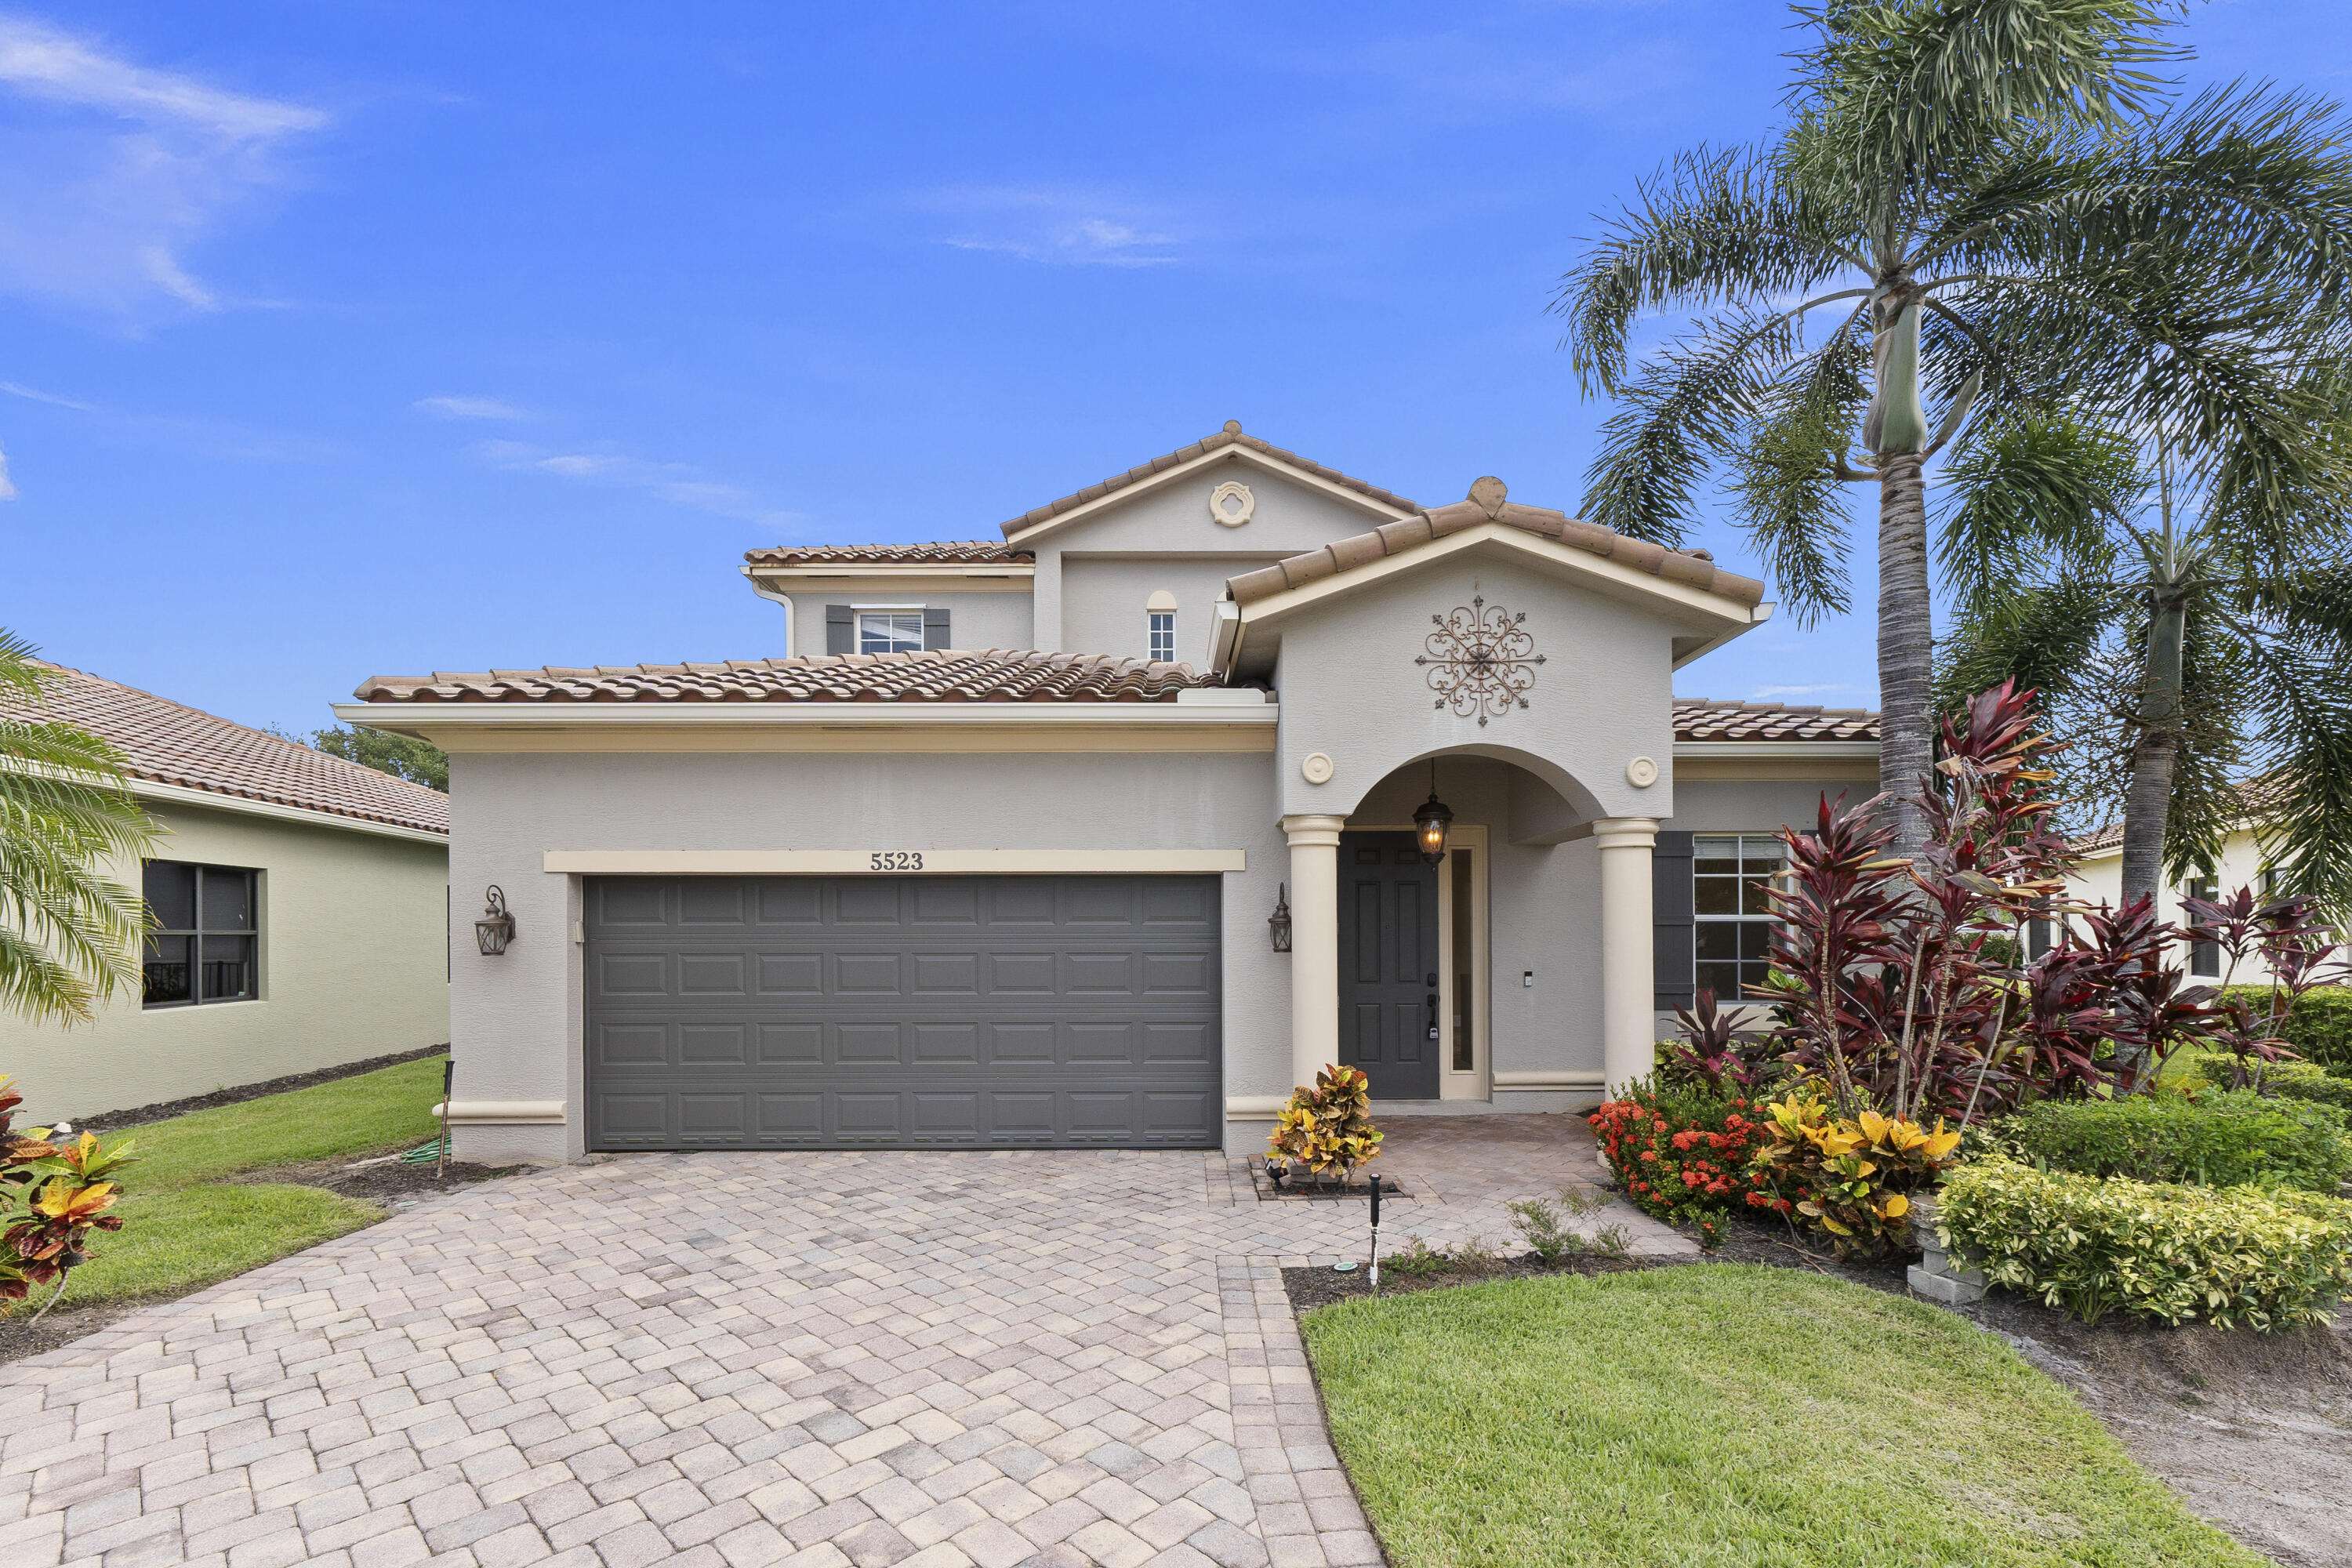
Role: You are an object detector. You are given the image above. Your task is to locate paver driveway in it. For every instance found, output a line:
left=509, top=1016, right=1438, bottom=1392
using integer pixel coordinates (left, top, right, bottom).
left=0, top=1116, right=1688, bottom=1568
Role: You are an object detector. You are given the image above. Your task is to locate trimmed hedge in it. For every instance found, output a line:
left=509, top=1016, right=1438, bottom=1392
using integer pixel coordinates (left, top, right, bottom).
left=2004, top=1091, right=2352, bottom=1192
left=1940, top=1158, right=2352, bottom=1330
left=2218, top=984, right=2352, bottom=1073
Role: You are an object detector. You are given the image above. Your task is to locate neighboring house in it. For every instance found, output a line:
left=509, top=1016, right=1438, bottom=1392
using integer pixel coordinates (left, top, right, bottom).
left=0, top=665, right=450, bottom=1121
left=2066, top=780, right=2305, bottom=989
left=339, top=423, right=1879, bottom=1163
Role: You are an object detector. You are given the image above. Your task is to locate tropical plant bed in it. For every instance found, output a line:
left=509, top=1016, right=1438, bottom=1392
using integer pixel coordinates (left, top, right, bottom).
left=1300, top=1266, right=2263, bottom=1568
left=1249, top=1159, right=1410, bottom=1201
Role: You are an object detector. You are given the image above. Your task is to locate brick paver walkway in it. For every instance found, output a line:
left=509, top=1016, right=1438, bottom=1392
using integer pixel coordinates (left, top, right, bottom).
left=0, top=1115, right=1686, bottom=1568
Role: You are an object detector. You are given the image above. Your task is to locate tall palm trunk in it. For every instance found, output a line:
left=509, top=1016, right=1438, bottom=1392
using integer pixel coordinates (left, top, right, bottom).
left=1868, top=293, right=1934, bottom=858
left=2120, top=572, right=2190, bottom=906
left=1876, top=450, right=1935, bottom=858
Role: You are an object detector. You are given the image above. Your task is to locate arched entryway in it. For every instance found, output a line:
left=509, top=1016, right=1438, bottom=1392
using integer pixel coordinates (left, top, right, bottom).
left=1279, top=749, right=1660, bottom=1105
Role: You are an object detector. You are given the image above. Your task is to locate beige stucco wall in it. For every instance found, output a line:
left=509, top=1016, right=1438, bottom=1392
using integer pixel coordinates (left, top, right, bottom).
left=2068, top=827, right=2281, bottom=986
left=0, top=800, right=451, bottom=1122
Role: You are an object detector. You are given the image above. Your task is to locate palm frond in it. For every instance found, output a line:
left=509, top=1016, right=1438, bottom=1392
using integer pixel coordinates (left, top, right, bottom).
left=1554, top=144, right=1864, bottom=397
left=1933, top=410, right=2136, bottom=618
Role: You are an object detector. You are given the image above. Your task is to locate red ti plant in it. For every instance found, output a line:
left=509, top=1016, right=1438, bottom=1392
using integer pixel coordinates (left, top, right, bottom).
left=1765, top=682, right=2078, bottom=1124
left=2180, top=888, right=2345, bottom=1088
left=1664, top=987, right=1778, bottom=1094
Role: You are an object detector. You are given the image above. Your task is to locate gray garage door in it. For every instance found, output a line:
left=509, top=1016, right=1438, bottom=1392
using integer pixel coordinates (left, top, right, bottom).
left=583, top=875, right=1222, bottom=1149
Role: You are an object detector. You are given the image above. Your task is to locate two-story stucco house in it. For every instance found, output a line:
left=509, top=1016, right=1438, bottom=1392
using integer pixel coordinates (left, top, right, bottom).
left=339, top=423, right=1881, bottom=1163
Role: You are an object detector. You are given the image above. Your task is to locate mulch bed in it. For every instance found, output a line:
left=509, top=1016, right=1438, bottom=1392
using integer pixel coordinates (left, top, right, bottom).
left=1283, top=1252, right=1653, bottom=1310
left=66, top=1044, right=448, bottom=1133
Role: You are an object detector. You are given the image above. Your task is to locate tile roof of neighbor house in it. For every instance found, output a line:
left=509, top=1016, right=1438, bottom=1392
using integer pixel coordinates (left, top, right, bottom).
left=1225, top=477, right=1769, bottom=612
left=742, top=541, right=1034, bottom=566
left=1001, top=421, right=1420, bottom=536
left=10, top=662, right=449, bottom=836
left=2071, top=773, right=2288, bottom=855
left=352, top=651, right=1227, bottom=705
left=353, top=650, right=1882, bottom=744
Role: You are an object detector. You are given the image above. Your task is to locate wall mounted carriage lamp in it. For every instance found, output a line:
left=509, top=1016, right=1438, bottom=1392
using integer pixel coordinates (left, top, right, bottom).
left=1414, top=760, right=1454, bottom=866
left=1269, top=884, right=1293, bottom=953
left=475, top=885, right=517, bottom=956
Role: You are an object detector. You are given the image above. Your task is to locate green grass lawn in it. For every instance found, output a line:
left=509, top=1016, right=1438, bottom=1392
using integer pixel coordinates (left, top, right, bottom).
left=1301, top=1265, right=2263, bottom=1568
left=24, top=1054, right=446, bottom=1313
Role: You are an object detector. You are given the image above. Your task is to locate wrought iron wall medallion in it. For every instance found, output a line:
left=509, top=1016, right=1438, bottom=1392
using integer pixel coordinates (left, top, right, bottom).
left=1417, top=595, right=1544, bottom=725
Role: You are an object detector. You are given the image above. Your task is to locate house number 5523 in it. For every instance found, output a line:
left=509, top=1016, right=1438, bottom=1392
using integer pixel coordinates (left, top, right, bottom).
left=869, top=851, right=924, bottom=871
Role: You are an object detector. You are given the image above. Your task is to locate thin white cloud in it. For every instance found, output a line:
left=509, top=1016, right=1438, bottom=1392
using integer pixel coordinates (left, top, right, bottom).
left=0, top=379, right=91, bottom=410
left=916, top=187, right=1184, bottom=267
left=415, top=395, right=528, bottom=422
left=1748, top=683, right=1868, bottom=702
left=0, top=14, right=326, bottom=317
left=0, top=443, right=16, bottom=500
left=470, top=438, right=798, bottom=525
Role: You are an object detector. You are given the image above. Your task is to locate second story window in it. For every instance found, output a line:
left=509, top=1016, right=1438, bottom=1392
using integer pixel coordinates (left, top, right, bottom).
left=1149, top=610, right=1175, bottom=662
left=143, top=861, right=259, bottom=1007
left=858, top=611, right=925, bottom=654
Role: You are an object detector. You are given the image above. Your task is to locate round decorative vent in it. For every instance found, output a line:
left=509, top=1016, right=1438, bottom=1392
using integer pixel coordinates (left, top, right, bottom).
left=1209, top=481, right=1255, bottom=528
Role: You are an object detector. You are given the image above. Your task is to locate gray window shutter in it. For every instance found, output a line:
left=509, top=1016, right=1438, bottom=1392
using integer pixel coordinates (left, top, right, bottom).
left=825, top=604, right=852, bottom=655
left=1653, top=829, right=1695, bottom=1011
left=923, top=607, right=949, bottom=651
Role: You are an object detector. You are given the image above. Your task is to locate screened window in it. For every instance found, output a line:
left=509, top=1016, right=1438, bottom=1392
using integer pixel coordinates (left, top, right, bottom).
left=143, top=862, right=258, bottom=1007
left=1148, top=610, right=1175, bottom=662
left=2187, top=876, right=2220, bottom=977
left=858, top=611, right=925, bottom=654
left=1693, top=834, right=1785, bottom=1001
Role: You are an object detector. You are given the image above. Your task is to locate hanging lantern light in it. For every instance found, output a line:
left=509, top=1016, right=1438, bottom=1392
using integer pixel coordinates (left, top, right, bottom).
left=474, top=885, right=517, bottom=956
left=1269, top=884, right=1293, bottom=952
left=1414, top=760, right=1454, bottom=866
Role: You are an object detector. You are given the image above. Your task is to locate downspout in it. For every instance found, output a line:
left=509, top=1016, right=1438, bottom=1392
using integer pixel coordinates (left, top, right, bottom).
left=742, top=567, right=795, bottom=659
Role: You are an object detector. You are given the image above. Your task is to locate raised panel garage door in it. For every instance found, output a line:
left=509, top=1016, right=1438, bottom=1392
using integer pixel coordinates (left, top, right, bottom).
left=583, top=875, right=1222, bottom=1149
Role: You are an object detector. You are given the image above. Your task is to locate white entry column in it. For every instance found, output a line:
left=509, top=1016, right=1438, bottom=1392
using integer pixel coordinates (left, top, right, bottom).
left=1594, top=816, right=1660, bottom=1096
left=1280, top=814, right=1348, bottom=1094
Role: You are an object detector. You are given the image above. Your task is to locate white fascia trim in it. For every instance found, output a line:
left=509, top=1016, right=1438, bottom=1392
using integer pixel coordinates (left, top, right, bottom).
left=129, top=777, right=448, bottom=846
left=1671, top=741, right=1880, bottom=760
left=742, top=563, right=1036, bottom=582
left=545, top=848, right=1247, bottom=875
left=1670, top=602, right=1777, bottom=670
left=1225, top=522, right=1760, bottom=673
left=335, top=702, right=1277, bottom=733
left=1004, top=445, right=1414, bottom=548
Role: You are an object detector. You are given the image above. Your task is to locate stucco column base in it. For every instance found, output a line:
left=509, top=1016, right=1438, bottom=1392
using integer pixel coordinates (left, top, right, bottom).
left=1594, top=817, right=1659, bottom=1098
left=1280, top=814, right=1348, bottom=1096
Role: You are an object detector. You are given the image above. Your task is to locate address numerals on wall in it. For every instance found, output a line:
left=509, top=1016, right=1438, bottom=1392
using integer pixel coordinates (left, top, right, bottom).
left=869, top=851, right=926, bottom=870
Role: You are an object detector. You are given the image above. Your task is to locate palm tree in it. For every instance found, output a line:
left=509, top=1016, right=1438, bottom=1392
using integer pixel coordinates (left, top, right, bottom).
left=1555, top=1, right=2352, bottom=857
left=1939, top=407, right=2352, bottom=914
left=0, top=632, right=160, bottom=1024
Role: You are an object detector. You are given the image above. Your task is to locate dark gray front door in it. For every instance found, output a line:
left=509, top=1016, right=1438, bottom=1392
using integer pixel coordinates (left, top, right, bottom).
left=583, top=875, right=1221, bottom=1149
left=1338, top=832, right=1441, bottom=1099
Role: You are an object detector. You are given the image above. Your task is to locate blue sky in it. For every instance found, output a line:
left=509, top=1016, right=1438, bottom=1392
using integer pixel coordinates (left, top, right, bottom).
left=2, top=1, right=2344, bottom=733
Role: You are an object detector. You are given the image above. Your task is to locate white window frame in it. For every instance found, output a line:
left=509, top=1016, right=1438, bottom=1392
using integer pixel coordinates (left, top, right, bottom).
left=1692, top=833, right=1787, bottom=1003
left=854, top=607, right=925, bottom=654
left=1148, top=610, right=1176, bottom=662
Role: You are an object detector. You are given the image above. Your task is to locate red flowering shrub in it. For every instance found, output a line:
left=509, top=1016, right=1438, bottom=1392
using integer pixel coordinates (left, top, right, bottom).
left=1588, top=1077, right=1784, bottom=1248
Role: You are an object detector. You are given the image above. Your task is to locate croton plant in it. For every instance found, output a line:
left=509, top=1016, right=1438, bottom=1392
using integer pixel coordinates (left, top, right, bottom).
left=0, top=1077, right=132, bottom=1312
left=1267, top=1063, right=1383, bottom=1185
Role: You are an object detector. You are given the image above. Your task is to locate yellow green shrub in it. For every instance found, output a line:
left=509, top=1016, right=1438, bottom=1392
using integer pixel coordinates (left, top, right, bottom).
left=1940, top=1157, right=2352, bottom=1330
